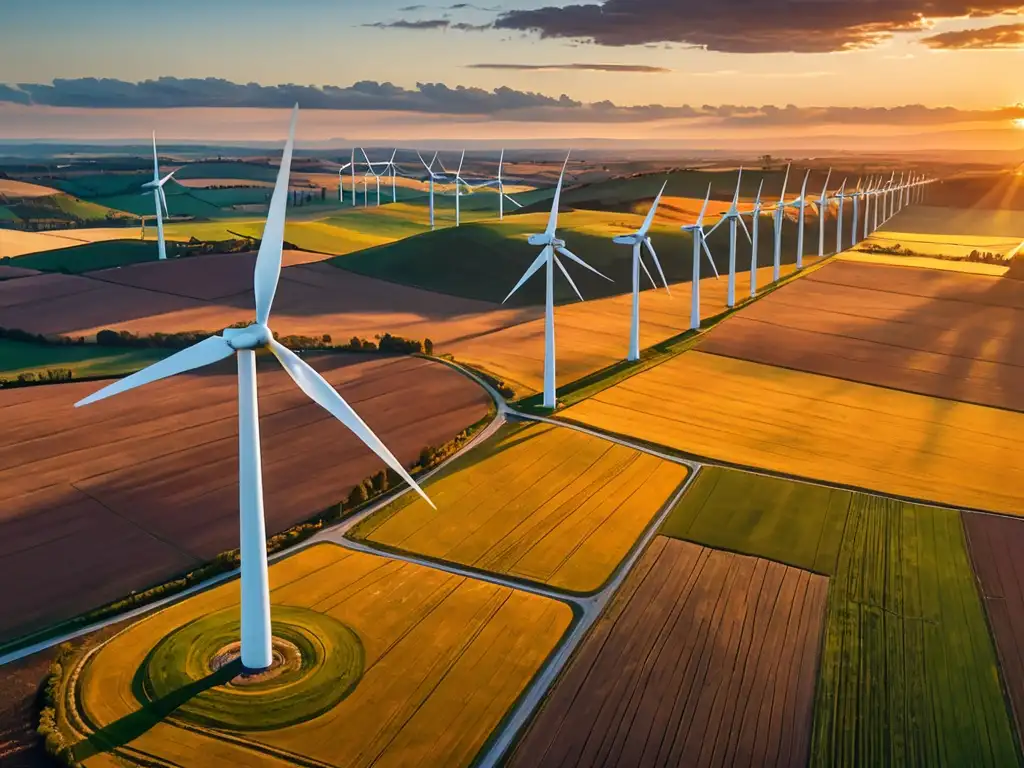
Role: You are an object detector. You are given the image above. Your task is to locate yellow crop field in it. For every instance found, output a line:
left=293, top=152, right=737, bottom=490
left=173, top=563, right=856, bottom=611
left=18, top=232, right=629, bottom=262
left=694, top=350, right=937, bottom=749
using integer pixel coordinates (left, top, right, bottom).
left=0, top=179, right=61, bottom=197
left=838, top=250, right=1011, bottom=276
left=449, top=261, right=819, bottom=395
left=351, top=422, right=689, bottom=592
left=0, top=227, right=145, bottom=258
left=74, top=543, right=572, bottom=768
left=562, top=351, right=1024, bottom=516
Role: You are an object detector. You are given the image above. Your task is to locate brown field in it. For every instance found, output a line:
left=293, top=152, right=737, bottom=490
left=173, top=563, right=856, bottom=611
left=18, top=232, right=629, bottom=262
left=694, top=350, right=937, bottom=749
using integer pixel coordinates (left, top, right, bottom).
left=837, top=251, right=1011, bottom=276
left=2, top=256, right=537, bottom=344
left=700, top=260, right=1024, bottom=411
left=0, top=179, right=59, bottom=198
left=0, top=354, right=490, bottom=642
left=0, top=228, right=144, bottom=258
left=0, top=265, right=40, bottom=280
left=450, top=260, right=818, bottom=394
left=510, top=536, right=827, bottom=768
left=881, top=205, right=1024, bottom=239
left=562, top=351, right=1024, bottom=515
left=963, top=512, right=1024, bottom=747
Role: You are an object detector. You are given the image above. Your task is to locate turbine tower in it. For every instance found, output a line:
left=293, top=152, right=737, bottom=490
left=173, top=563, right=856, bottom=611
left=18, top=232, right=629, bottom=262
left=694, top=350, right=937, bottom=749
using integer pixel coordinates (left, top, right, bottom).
left=834, top=178, right=848, bottom=253
left=863, top=176, right=875, bottom=240
left=772, top=163, right=791, bottom=282
left=453, top=151, right=469, bottom=227
left=681, top=184, right=720, bottom=331
left=74, top=106, right=434, bottom=671
left=503, top=152, right=610, bottom=409
left=141, top=132, right=175, bottom=261
left=337, top=151, right=353, bottom=203
left=747, top=179, right=765, bottom=298
left=612, top=180, right=670, bottom=362
left=786, top=170, right=812, bottom=269
left=814, top=168, right=832, bottom=259
left=360, top=148, right=384, bottom=206
left=706, top=168, right=751, bottom=307
left=417, top=151, right=445, bottom=230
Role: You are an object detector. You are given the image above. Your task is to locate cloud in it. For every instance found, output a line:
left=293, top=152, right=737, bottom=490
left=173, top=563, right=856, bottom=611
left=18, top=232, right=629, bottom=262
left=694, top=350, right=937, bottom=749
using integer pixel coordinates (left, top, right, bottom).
left=364, top=18, right=491, bottom=30
left=2, top=78, right=1022, bottom=128
left=466, top=62, right=671, bottom=72
left=920, top=22, right=1024, bottom=48
left=493, top=0, right=1024, bottom=53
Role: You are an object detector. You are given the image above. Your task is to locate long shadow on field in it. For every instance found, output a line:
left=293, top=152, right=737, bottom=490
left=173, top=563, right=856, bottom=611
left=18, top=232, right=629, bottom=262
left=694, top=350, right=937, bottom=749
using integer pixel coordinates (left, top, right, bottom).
left=72, top=660, right=243, bottom=761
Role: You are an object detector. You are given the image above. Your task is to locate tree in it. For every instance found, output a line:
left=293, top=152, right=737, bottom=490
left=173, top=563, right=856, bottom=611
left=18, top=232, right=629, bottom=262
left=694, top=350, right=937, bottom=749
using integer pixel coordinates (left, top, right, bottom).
left=760, top=154, right=773, bottom=170
left=348, top=483, right=369, bottom=507
left=424, top=338, right=434, bottom=355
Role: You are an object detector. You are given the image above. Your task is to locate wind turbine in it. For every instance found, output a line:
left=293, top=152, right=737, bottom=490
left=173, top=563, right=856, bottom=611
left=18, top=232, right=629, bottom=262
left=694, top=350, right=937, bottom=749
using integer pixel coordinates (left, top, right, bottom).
left=612, top=180, right=670, bottom=362
left=746, top=179, right=765, bottom=298
left=812, top=168, right=832, bottom=259
left=834, top=178, right=849, bottom=253
left=706, top=168, right=751, bottom=307
left=469, top=149, right=523, bottom=220
left=74, top=106, right=433, bottom=671
left=502, top=152, right=610, bottom=409
left=786, top=170, right=812, bottom=269
left=862, top=176, right=875, bottom=240
left=388, top=149, right=398, bottom=202
left=360, top=148, right=384, bottom=206
left=681, top=184, right=721, bottom=331
left=417, top=151, right=445, bottom=230
left=141, top=132, right=175, bottom=261
left=338, top=149, right=354, bottom=203
left=453, top=150, right=469, bottom=227
left=772, top=163, right=791, bottom=282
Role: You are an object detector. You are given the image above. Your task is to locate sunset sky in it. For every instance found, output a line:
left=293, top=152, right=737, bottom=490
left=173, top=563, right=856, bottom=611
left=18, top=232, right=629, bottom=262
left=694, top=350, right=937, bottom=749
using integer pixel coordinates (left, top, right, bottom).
left=2, top=0, right=1023, bottom=149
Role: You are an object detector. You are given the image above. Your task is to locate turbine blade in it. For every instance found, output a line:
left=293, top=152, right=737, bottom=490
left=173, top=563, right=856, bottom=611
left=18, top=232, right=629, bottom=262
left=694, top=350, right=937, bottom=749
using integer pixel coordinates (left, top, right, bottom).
left=556, top=245, right=612, bottom=281
left=456, top=149, right=465, bottom=177
left=644, top=237, right=671, bottom=295
left=254, top=104, right=298, bottom=325
left=504, top=194, right=523, bottom=208
left=269, top=341, right=434, bottom=509
left=504, top=248, right=548, bottom=303
left=731, top=167, right=743, bottom=207
left=637, top=248, right=657, bottom=290
left=152, top=131, right=159, bottom=181
left=546, top=151, right=571, bottom=237
left=697, top=183, right=711, bottom=222
left=498, top=148, right=504, bottom=181
left=76, top=336, right=233, bottom=407
left=159, top=186, right=169, bottom=219
left=737, top=213, right=752, bottom=244
left=705, top=216, right=725, bottom=238
left=553, top=254, right=584, bottom=303
left=754, top=178, right=764, bottom=206
left=638, top=180, right=668, bottom=236
left=701, top=235, right=720, bottom=279
left=779, top=163, right=790, bottom=203
left=416, top=150, right=430, bottom=171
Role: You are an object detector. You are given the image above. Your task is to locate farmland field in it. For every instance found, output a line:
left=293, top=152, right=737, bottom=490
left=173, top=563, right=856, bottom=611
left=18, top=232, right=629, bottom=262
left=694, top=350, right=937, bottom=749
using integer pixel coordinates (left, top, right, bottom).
left=0, top=339, right=169, bottom=380
left=838, top=250, right=1011, bottom=276
left=963, top=513, right=1024, bottom=746
left=878, top=204, right=1024, bottom=239
left=700, top=260, right=1024, bottom=411
left=0, top=179, right=60, bottom=198
left=810, top=496, right=1018, bottom=766
left=7, top=239, right=167, bottom=274
left=0, top=354, right=491, bottom=642
left=660, top=466, right=851, bottom=574
left=449, top=260, right=819, bottom=395
left=350, top=422, right=690, bottom=593
left=509, top=536, right=827, bottom=768
left=561, top=351, right=1024, bottom=514
left=72, top=543, right=573, bottom=768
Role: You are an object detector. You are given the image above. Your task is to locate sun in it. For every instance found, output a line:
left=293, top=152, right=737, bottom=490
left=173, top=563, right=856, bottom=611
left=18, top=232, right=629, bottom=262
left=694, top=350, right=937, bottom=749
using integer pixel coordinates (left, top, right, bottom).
left=1015, top=118, right=1024, bottom=129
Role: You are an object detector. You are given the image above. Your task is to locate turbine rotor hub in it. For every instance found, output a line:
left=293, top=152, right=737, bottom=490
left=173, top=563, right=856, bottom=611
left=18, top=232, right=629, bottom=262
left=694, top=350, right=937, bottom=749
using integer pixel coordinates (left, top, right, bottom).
left=552, top=238, right=565, bottom=249
left=225, top=323, right=273, bottom=350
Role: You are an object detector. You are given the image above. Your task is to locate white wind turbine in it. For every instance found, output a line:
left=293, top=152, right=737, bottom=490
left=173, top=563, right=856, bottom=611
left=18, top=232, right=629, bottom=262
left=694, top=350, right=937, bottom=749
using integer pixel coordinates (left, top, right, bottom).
left=833, top=178, right=849, bottom=253
left=785, top=169, right=812, bottom=269
left=612, top=180, right=670, bottom=362
left=848, top=177, right=862, bottom=248
left=705, top=168, right=751, bottom=307
left=142, top=132, right=175, bottom=261
left=388, top=149, right=398, bottom=202
left=417, top=151, right=446, bottom=230
left=360, top=148, right=385, bottom=206
left=863, top=176, right=876, bottom=240
left=337, top=149, right=354, bottom=203
left=503, top=152, right=610, bottom=409
left=772, top=163, right=791, bottom=282
left=812, top=168, right=832, bottom=259
left=74, top=106, right=433, bottom=671
left=682, top=184, right=721, bottom=330
left=746, top=179, right=765, bottom=298
left=452, top=150, right=470, bottom=227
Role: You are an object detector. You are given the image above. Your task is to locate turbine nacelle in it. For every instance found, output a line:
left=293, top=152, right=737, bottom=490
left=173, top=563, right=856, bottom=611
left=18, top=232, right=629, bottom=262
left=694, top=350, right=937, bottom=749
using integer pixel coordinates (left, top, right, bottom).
left=224, top=324, right=274, bottom=351
left=612, top=234, right=639, bottom=245
left=528, top=233, right=564, bottom=247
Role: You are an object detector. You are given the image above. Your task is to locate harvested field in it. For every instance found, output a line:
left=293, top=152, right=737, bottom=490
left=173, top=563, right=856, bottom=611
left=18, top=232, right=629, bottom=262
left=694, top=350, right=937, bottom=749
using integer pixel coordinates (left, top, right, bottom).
left=351, top=422, right=689, bottom=593
left=0, top=265, right=40, bottom=280
left=661, top=466, right=851, bottom=574
left=509, top=537, right=827, bottom=768
left=0, top=230, right=83, bottom=258
left=700, top=260, right=1024, bottom=411
left=0, top=179, right=60, bottom=198
left=3, top=260, right=536, bottom=345
left=450, top=261, right=818, bottom=395
left=562, top=351, right=1024, bottom=515
left=963, top=513, right=1024, bottom=749
left=0, top=354, right=490, bottom=642
left=810, top=496, right=1018, bottom=766
left=838, top=250, right=1011, bottom=276
left=73, top=543, right=572, bottom=768
left=881, top=205, right=1024, bottom=239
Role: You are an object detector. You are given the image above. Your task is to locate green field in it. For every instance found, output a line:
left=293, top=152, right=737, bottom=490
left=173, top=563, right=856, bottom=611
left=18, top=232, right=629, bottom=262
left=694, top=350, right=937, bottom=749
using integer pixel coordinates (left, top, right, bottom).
left=810, top=496, right=1019, bottom=766
left=9, top=239, right=170, bottom=273
left=0, top=339, right=170, bottom=380
left=3, top=193, right=132, bottom=224
left=660, top=467, right=851, bottom=574
left=49, top=173, right=153, bottom=199
left=171, top=161, right=279, bottom=182
left=0, top=206, right=20, bottom=222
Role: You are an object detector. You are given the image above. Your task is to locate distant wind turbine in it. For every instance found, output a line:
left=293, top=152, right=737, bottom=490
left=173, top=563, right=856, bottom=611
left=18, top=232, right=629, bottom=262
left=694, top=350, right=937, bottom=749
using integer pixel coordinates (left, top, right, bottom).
left=772, top=163, right=791, bottom=282
left=503, top=151, right=611, bottom=409
left=786, top=169, right=812, bottom=269
left=417, top=151, right=445, bottom=230
left=75, top=106, right=433, bottom=671
left=833, top=178, right=848, bottom=253
left=681, top=183, right=721, bottom=330
left=746, top=178, right=765, bottom=298
left=612, top=180, right=670, bottom=362
left=141, top=132, right=175, bottom=261
left=705, top=167, right=751, bottom=307
left=813, top=168, right=832, bottom=259
left=338, top=150, right=354, bottom=203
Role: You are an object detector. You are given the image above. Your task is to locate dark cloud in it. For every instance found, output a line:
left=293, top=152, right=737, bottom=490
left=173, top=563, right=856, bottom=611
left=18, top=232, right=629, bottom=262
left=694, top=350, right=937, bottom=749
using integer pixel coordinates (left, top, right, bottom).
left=494, top=1, right=1024, bottom=53
left=920, top=22, right=1024, bottom=47
left=467, top=62, right=670, bottom=72
left=2, top=78, right=1022, bottom=128
left=364, top=18, right=491, bottom=30
left=398, top=4, right=427, bottom=10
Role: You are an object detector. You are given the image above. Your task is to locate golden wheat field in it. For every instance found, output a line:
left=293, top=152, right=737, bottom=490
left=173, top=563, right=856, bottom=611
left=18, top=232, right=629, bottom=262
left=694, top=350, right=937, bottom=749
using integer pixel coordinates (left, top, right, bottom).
left=75, top=544, right=572, bottom=768
left=838, top=250, right=1011, bottom=276
left=351, top=422, right=690, bottom=593
left=449, top=261, right=819, bottom=395
left=561, top=351, right=1024, bottom=515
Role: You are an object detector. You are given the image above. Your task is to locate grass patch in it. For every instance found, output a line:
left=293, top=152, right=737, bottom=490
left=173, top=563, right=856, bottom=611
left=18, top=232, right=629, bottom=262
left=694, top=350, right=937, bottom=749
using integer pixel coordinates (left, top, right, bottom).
left=810, top=496, right=1020, bottom=766
left=0, top=338, right=170, bottom=381
left=660, top=466, right=851, bottom=574
left=7, top=239, right=171, bottom=273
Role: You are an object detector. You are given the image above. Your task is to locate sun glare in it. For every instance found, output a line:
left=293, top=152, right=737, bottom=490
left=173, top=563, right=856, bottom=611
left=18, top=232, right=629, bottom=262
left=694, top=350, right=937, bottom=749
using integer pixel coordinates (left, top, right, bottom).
left=1015, top=119, right=1024, bottom=129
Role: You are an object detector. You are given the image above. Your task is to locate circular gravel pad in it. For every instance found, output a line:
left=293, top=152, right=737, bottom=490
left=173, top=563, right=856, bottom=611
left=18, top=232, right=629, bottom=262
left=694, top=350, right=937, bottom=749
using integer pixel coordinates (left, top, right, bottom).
left=140, top=605, right=363, bottom=730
